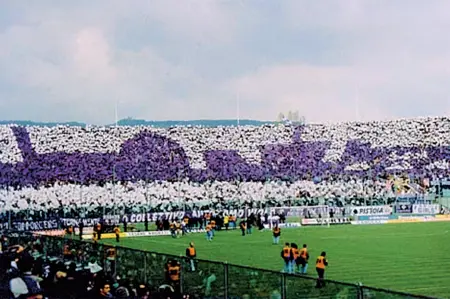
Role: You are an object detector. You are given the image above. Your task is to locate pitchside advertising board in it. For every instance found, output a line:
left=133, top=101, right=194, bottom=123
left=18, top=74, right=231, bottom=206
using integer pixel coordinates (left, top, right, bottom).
left=81, top=228, right=207, bottom=240
left=395, top=203, right=413, bottom=214
left=348, top=206, right=393, bottom=216
left=301, top=218, right=351, bottom=226
left=412, top=204, right=440, bottom=215
left=263, top=222, right=302, bottom=229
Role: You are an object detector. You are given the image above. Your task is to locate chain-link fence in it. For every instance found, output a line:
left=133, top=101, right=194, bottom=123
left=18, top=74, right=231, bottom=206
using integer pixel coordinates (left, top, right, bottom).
left=3, top=232, right=439, bottom=299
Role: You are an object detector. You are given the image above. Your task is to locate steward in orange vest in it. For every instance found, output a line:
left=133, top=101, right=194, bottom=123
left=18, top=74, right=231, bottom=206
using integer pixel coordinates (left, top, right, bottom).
left=95, top=223, right=102, bottom=240
left=114, top=226, right=121, bottom=243
left=281, top=243, right=292, bottom=273
left=315, top=251, right=328, bottom=288
left=185, top=242, right=197, bottom=272
left=298, top=244, right=310, bottom=274
left=290, top=243, right=300, bottom=273
left=272, top=225, right=281, bottom=244
left=206, top=223, right=213, bottom=241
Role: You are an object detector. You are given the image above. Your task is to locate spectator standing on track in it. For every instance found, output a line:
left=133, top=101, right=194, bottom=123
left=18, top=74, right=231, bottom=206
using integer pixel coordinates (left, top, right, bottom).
left=239, top=219, right=246, bottom=236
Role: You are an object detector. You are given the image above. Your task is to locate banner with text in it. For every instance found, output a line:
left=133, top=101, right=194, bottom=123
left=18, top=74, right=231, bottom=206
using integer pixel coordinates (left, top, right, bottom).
left=263, top=222, right=302, bottom=229
left=395, top=203, right=413, bottom=214
left=301, top=218, right=351, bottom=226
left=0, top=220, right=59, bottom=232
left=81, top=228, right=207, bottom=239
left=358, top=215, right=397, bottom=221
left=348, top=206, right=392, bottom=216
left=351, top=220, right=388, bottom=225
left=412, top=204, right=440, bottom=215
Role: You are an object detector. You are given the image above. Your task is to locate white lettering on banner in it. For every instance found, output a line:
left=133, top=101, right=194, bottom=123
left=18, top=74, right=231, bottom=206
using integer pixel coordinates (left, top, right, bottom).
left=125, top=229, right=207, bottom=238
left=350, top=206, right=392, bottom=216
left=412, top=204, right=440, bottom=215
left=126, top=231, right=170, bottom=237
left=0, top=220, right=59, bottom=232
left=301, top=218, right=351, bottom=225
left=34, top=230, right=66, bottom=236
left=263, top=222, right=301, bottom=229
left=302, top=219, right=319, bottom=225
left=121, top=209, right=270, bottom=223
left=351, top=220, right=387, bottom=225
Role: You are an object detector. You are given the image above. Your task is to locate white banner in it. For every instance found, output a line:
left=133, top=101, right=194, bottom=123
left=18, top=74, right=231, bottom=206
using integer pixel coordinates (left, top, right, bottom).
left=301, top=218, right=350, bottom=226
left=412, top=204, right=440, bottom=215
left=351, top=220, right=388, bottom=225
left=125, top=228, right=206, bottom=238
left=263, top=222, right=301, bottom=229
left=349, top=206, right=392, bottom=216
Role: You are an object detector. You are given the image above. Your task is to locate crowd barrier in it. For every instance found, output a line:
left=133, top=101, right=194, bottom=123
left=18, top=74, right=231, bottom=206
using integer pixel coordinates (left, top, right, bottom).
left=3, top=232, right=439, bottom=299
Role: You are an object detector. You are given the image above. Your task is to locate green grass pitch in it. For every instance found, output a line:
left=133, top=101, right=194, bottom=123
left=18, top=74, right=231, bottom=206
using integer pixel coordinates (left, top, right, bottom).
left=102, top=222, right=450, bottom=298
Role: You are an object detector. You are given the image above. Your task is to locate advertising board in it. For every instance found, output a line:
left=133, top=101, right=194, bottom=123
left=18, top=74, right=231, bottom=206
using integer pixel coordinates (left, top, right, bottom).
left=301, top=218, right=350, bottom=226
left=395, top=203, right=413, bottom=214
left=263, top=222, right=301, bottom=229
left=412, top=204, right=440, bottom=215
left=82, top=228, right=208, bottom=239
left=348, top=206, right=392, bottom=216
left=351, top=220, right=387, bottom=225
left=358, top=215, right=396, bottom=221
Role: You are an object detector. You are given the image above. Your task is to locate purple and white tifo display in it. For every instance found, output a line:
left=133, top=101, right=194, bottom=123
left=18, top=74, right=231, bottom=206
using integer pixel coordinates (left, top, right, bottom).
left=1, top=118, right=449, bottom=186
left=0, top=117, right=449, bottom=213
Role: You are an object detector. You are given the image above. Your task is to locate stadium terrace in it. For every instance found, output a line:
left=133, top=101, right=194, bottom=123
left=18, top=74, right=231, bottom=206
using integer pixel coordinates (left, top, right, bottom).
left=0, top=117, right=449, bottom=188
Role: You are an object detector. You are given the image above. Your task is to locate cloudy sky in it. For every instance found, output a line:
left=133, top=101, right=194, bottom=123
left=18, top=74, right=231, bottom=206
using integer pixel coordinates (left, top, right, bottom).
left=1, top=0, right=450, bottom=125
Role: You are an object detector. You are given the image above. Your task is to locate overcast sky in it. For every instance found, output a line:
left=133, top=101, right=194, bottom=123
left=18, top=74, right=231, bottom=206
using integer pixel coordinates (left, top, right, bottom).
left=1, top=0, right=450, bottom=125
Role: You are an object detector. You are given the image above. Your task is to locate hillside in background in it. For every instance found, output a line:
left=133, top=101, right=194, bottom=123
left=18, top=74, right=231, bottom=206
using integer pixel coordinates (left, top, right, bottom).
left=0, top=118, right=276, bottom=127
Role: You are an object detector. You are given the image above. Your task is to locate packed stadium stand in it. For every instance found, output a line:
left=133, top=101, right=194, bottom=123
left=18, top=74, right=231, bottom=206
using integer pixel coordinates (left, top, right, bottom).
left=1, top=117, right=450, bottom=298
left=0, top=117, right=449, bottom=218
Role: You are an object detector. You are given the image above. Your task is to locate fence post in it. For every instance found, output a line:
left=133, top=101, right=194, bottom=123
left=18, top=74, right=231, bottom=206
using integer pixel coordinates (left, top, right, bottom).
left=224, top=261, right=229, bottom=299
left=357, top=282, right=364, bottom=299
left=144, top=252, right=147, bottom=284
left=281, top=272, right=287, bottom=299
left=179, top=255, right=184, bottom=295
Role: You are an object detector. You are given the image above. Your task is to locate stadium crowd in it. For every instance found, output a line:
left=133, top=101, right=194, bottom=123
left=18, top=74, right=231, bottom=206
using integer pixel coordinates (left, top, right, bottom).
left=0, top=117, right=449, bottom=298
left=0, top=234, right=286, bottom=299
left=0, top=234, right=199, bottom=298
left=0, top=117, right=449, bottom=218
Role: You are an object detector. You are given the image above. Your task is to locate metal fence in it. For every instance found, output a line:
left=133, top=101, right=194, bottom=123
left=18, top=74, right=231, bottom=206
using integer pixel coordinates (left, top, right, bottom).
left=4, top=232, right=438, bottom=299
